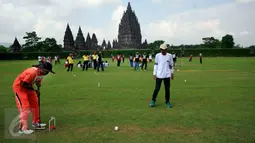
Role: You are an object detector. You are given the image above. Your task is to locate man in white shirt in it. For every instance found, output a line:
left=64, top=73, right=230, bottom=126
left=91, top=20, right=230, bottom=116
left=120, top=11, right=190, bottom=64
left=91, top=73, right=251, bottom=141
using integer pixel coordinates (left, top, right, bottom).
left=149, top=54, right=152, bottom=62
left=54, top=56, right=58, bottom=65
left=38, top=56, right=41, bottom=62
left=38, top=56, right=43, bottom=65
left=172, top=52, right=176, bottom=66
left=149, top=44, right=174, bottom=108
left=199, top=53, right=202, bottom=64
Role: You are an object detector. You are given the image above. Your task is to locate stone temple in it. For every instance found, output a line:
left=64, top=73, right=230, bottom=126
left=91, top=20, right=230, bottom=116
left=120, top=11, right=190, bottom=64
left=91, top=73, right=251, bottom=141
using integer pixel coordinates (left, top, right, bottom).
left=117, top=2, right=143, bottom=49
left=63, top=24, right=100, bottom=50
left=63, top=2, right=147, bottom=50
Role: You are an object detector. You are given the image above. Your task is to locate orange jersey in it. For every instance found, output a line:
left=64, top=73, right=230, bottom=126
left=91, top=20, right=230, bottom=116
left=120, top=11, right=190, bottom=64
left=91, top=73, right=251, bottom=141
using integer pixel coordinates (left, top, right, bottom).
left=13, top=67, right=44, bottom=91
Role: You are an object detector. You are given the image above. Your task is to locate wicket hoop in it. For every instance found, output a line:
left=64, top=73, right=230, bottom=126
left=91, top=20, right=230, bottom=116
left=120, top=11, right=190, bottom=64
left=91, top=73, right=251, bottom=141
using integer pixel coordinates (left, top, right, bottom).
left=48, top=116, right=56, bottom=131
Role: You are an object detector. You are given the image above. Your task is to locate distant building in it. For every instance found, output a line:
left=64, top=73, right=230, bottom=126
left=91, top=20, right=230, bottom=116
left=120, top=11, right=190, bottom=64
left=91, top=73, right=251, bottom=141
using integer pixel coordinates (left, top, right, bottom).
left=74, top=26, right=86, bottom=50
left=11, top=37, right=21, bottom=52
left=63, top=2, right=146, bottom=50
left=117, top=2, right=145, bottom=49
left=63, top=23, right=75, bottom=50
left=63, top=24, right=100, bottom=51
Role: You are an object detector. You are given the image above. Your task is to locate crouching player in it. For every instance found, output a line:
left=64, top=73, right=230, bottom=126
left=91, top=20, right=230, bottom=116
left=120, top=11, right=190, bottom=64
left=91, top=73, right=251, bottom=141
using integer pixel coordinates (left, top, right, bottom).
left=12, top=62, right=55, bottom=134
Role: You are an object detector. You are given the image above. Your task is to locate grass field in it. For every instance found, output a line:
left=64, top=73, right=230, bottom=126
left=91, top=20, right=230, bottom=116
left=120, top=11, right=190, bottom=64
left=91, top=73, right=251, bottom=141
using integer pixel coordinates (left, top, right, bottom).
left=0, top=57, right=255, bottom=143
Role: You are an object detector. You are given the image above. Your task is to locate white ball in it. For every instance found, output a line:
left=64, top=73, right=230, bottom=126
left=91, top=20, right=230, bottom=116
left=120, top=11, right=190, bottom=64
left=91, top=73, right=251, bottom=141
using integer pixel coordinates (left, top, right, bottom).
left=114, top=126, right=118, bottom=131
left=184, top=80, right=186, bottom=82
left=74, top=75, right=76, bottom=76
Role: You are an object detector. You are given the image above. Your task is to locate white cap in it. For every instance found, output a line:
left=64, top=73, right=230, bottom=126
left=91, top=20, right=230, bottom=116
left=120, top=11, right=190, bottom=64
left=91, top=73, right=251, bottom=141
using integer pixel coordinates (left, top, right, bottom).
left=160, top=44, right=167, bottom=50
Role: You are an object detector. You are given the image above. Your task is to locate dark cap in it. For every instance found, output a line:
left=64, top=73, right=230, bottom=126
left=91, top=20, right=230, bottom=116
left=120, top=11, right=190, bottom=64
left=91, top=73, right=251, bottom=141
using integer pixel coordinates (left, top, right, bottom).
left=42, top=62, right=55, bottom=74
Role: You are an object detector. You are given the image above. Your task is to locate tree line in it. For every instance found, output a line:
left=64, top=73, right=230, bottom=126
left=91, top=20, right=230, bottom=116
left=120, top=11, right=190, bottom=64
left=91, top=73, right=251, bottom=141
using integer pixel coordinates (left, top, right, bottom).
left=147, top=34, right=253, bottom=50
left=0, top=31, right=62, bottom=53
left=0, top=32, right=254, bottom=53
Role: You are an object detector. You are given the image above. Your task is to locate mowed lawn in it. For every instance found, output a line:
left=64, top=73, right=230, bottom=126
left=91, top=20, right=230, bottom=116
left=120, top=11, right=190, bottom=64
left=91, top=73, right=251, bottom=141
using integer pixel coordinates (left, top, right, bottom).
left=0, top=57, right=255, bottom=143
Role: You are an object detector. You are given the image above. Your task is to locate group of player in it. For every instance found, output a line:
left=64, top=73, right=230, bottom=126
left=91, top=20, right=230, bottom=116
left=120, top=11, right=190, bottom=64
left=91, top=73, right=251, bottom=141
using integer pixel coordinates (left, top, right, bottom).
left=65, top=52, right=109, bottom=72
left=38, top=56, right=61, bottom=65
left=189, top=53, right=203, bottom=64
left=119, top=52, right=178, bottom=71
left=12, top=48, right=204, bottom=135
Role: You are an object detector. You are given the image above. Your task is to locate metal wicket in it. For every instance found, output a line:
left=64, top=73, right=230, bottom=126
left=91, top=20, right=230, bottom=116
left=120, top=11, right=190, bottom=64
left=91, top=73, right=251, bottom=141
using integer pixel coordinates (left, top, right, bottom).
left=48, top=116, right=56, bottom=131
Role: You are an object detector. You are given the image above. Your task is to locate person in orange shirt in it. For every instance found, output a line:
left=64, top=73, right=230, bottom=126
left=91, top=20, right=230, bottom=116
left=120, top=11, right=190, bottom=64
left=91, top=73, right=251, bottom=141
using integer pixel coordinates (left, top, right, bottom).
left=12, top=62, right=55, bottom=134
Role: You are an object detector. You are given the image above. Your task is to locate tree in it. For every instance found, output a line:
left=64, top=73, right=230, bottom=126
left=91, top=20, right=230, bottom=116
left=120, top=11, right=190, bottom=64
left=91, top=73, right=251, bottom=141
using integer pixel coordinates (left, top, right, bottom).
left=202, top=37, right=221, bottom=48
left=22, top=31, right=41, bottom=51
left=249, top=45, right=255, bottom=55
left=221, top=34, right=235, bottom=48
left=0, top=45, right=7, bottom=52
left=234, top=44, right=242, bottom=48
left=40, top=38, right=61, bottom=52
left=147, top=40, right=165, bottom=50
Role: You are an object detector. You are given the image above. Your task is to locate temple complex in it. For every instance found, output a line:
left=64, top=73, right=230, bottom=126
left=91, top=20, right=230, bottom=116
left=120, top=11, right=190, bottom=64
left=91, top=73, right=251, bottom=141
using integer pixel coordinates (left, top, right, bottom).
left=63, top=2, right=146, bottom=50
left=117, top=2, right=143, bottom=49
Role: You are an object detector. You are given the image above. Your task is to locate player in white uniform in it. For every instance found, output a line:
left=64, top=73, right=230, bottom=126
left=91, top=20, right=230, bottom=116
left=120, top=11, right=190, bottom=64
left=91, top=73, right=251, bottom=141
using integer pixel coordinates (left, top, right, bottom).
left=149, top=44, right=174, bottom=108
left=149, top=54, right=152, bottom=62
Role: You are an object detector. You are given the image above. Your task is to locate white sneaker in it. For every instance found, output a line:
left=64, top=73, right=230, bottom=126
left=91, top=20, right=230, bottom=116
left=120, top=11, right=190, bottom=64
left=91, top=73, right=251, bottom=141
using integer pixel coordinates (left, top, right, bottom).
left=38, top=123, right=47, bottom=127
left=19, top=129, right=34, bottom=134
left=32, top=122, right=47, bottom=127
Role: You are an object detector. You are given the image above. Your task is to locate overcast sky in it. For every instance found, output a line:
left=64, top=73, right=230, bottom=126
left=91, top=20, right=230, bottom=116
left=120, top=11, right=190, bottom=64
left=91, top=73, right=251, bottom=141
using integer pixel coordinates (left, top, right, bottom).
left=0, top=0, right=254, bottom=47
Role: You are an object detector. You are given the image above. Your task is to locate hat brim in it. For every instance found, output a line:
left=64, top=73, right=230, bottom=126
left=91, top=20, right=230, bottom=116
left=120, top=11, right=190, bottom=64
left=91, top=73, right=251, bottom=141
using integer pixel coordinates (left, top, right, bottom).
left=160, top=48, right=167, bottom=50
left=50, top=71, right=55, bottom=74
left=43, top=68, right=55, bottom=74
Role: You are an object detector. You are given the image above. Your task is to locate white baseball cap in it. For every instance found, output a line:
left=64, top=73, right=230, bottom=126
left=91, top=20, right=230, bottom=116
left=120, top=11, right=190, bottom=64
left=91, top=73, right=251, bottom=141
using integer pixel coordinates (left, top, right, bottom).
left=159, top=44, right=167, bottom=50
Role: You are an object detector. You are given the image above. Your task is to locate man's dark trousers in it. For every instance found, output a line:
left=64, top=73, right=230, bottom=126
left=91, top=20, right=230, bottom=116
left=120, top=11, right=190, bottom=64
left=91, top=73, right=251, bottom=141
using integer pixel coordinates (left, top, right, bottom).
left=67, top=64, right=73, bottom=72
left=141, top=59, right=147, bottom=70
left=152, top=78, right=170, bottom=104
left=93, top=60, right=97, bottom=70
left=117, top=60, right=121, bottom=67
left=97, top=61, right=104, bottom=72
left=83, top=61, right=89, bottom=71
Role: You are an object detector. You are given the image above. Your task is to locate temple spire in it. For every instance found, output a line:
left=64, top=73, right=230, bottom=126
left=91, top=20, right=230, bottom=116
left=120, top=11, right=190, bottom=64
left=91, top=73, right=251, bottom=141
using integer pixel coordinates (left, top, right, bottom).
left=127, top=2, right=131, bottom=10
left=91, top=33, right=98, bottom=50
left=11, top=37, right=21, bottom=52
left=117, top=2, right=142, bottom=49
left=101, top=39, right=107, bottom=49
left=63, top=23, right=74, bottom=49
left=74, top=26, right=85, bottom=50
left=85, top=33, right=91, bottom=50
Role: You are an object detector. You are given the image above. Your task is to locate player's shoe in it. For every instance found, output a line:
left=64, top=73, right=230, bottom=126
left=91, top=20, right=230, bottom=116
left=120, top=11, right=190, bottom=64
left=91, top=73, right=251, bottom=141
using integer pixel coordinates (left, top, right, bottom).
left=18, top=129, right=34, bottom=134
left=149, top=101, right=155, bottom=107
left=32, top=122, right=46, bottom=130
left=165, top=102, right=172, bottom=108
left=33, top=122, right=46, bottom=127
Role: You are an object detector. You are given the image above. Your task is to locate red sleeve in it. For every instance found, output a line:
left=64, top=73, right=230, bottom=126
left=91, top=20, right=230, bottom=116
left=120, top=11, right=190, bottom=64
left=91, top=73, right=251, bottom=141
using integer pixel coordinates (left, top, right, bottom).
left=22, top=72, right=36, bottom=84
